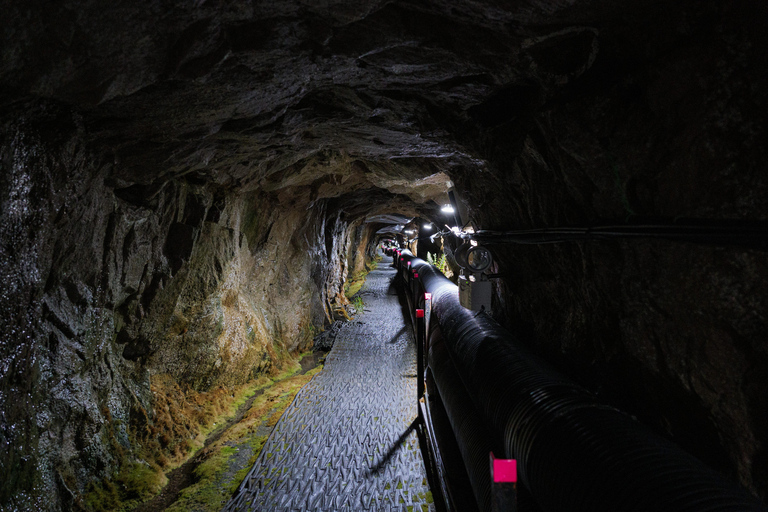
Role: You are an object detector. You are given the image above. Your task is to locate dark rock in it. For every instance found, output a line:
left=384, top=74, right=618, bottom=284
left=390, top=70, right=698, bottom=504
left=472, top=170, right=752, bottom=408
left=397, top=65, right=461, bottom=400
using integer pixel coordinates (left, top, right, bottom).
left=163, top=222, right=197, bottom=274
left=313, top=320, right=345, bottom=352
left=122, top=336, right=151, bottom=361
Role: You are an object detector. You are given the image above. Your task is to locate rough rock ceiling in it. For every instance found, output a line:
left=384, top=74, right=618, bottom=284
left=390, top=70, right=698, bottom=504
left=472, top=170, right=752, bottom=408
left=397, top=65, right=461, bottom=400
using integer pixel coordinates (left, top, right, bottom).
left=0, top=0, right=612, bottom=220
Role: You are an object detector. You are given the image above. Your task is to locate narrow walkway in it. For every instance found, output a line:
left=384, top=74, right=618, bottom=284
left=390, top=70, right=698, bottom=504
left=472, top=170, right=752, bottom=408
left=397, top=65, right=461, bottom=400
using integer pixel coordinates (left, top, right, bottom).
left=224, top=255, right=435, bottom=511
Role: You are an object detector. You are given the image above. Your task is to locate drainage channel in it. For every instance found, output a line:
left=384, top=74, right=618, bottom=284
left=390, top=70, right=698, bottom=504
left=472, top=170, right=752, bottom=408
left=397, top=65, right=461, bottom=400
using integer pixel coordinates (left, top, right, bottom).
left=224, top=255, right=436, bottom=511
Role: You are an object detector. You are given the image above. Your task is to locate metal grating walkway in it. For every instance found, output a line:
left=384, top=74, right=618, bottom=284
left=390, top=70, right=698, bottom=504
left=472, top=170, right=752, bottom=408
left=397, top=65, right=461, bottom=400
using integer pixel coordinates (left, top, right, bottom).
left=224, top=256, right=435, bottom=512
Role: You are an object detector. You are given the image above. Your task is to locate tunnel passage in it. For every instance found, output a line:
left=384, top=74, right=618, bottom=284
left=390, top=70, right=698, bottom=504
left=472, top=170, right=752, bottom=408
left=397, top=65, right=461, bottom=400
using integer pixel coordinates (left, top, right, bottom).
left=225, top=252, right=435, bottom=511
left=1, top=0, right=767, bottom=510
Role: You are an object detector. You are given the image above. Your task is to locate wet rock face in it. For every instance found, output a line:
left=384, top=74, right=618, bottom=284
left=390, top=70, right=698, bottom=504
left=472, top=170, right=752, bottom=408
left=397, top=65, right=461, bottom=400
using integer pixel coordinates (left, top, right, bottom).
left=1, top=0, right=767, bottom=508
left=0, top=104, right=381, bottom=508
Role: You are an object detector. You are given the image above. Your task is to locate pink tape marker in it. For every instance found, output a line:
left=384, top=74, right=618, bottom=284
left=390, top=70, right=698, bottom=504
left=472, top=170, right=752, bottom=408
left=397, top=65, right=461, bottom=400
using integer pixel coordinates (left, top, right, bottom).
left=490, top=452, right=517, bottom=483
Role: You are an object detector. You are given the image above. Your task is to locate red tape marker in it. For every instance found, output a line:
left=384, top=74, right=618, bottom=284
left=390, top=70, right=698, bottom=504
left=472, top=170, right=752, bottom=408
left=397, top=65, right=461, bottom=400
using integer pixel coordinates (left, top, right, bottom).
left=490, top=452, right=517, bottom=483
left=416, top=309, right=425, bottom=318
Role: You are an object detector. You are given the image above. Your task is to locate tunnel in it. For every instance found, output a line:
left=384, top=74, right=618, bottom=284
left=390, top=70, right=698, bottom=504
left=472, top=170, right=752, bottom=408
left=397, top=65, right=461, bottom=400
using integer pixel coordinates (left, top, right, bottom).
left=1, top=1, right=767, bottom=511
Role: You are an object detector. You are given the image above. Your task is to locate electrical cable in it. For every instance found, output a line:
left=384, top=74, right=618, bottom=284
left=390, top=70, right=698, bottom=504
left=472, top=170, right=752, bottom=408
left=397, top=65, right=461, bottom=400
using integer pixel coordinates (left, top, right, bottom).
left=465, top=218, right=768, bottom=250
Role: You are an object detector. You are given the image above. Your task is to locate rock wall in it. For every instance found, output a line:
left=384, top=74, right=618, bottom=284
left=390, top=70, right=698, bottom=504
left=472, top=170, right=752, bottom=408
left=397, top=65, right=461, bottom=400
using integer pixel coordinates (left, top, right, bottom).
left=0, top=104, right=363, bottom=510
left=452, top=0, right=768, bottom=497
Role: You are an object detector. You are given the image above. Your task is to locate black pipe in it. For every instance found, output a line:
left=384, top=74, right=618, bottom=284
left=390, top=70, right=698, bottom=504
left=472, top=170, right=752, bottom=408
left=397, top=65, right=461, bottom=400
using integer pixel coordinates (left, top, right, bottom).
left=429, top=328, right=497, bottom=512
left=407, top=259, right=766, bottom=512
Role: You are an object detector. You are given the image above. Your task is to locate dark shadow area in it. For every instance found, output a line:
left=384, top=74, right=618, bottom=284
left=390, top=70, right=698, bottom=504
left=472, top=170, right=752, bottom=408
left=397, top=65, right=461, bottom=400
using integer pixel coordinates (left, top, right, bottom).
left=422, top=385, right=479, bottom=512
left=388, top=325, right=408, bottom=344
left=367, top=418, right=419, bottom=476
left=390, top=271, right=416, bottom=332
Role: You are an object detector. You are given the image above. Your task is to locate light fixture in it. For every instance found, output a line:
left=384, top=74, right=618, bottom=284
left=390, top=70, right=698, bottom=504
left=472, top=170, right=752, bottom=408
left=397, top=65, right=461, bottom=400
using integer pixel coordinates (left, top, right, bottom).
left=422, top=224, right=433, bottom=231
left=454, top=242, right=493, bottom=272
left=454, top=242, right=471, bottom=268
left=405, top=229, right=415, bottom=234
left=455, top=242, right=494, bottom=312
left=441, top=204, right=455, bottom=214
left=466, top=246, right=493, bottom=272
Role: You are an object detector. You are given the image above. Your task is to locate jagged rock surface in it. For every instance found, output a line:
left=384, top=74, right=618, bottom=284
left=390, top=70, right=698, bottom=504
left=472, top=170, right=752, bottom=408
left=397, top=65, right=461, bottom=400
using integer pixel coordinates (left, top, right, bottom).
left=1, top=0, right=767, bottom=509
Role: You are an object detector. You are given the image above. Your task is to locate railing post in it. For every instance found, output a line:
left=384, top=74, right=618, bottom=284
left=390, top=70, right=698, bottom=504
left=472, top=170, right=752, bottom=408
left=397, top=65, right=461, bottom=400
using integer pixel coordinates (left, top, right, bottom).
left=416, top=308, right=425, bottom=400
left=490, top=453, right=517, bottom=512
left=423, top=291, right=432, bottom=373
left=407, top=261, right=413, bottom=290
left=412, top=270, right=419, bottom=306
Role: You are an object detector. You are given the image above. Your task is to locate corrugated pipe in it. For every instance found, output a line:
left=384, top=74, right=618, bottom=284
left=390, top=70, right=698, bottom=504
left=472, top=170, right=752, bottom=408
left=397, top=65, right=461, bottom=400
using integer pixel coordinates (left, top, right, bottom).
left=428, top=326, right=496, bottom=512
left=400, top=253, right=766, bottom=512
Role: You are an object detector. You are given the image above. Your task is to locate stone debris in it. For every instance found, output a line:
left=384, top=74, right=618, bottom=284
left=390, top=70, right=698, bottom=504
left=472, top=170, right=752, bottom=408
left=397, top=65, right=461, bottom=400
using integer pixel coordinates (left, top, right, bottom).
left=313, top=320, right=345, bottom=351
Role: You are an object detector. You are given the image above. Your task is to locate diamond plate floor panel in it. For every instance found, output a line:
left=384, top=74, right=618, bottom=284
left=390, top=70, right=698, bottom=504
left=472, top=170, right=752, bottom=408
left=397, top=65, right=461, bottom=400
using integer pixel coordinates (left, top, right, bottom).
left=224, top=255, right=435, bottom=512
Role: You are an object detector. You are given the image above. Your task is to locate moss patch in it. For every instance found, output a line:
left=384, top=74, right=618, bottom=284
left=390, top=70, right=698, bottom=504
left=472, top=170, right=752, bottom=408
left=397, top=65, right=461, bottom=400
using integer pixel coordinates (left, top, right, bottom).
left=166, top=364, right=322, bottom=511
left=344, top=255, right=381, bottom=299
left=79, top=350, right=316, bottom=511
left=81, top=461, right=168, bottom=512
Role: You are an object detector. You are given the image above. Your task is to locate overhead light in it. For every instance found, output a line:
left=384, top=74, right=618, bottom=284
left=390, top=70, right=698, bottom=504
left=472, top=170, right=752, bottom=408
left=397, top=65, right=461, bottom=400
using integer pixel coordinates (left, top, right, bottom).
left=440, top=204, right=455, bottom=214
left=422, top=224, right=433, bottom=231
left=405, top=229, right=415, bottom=234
